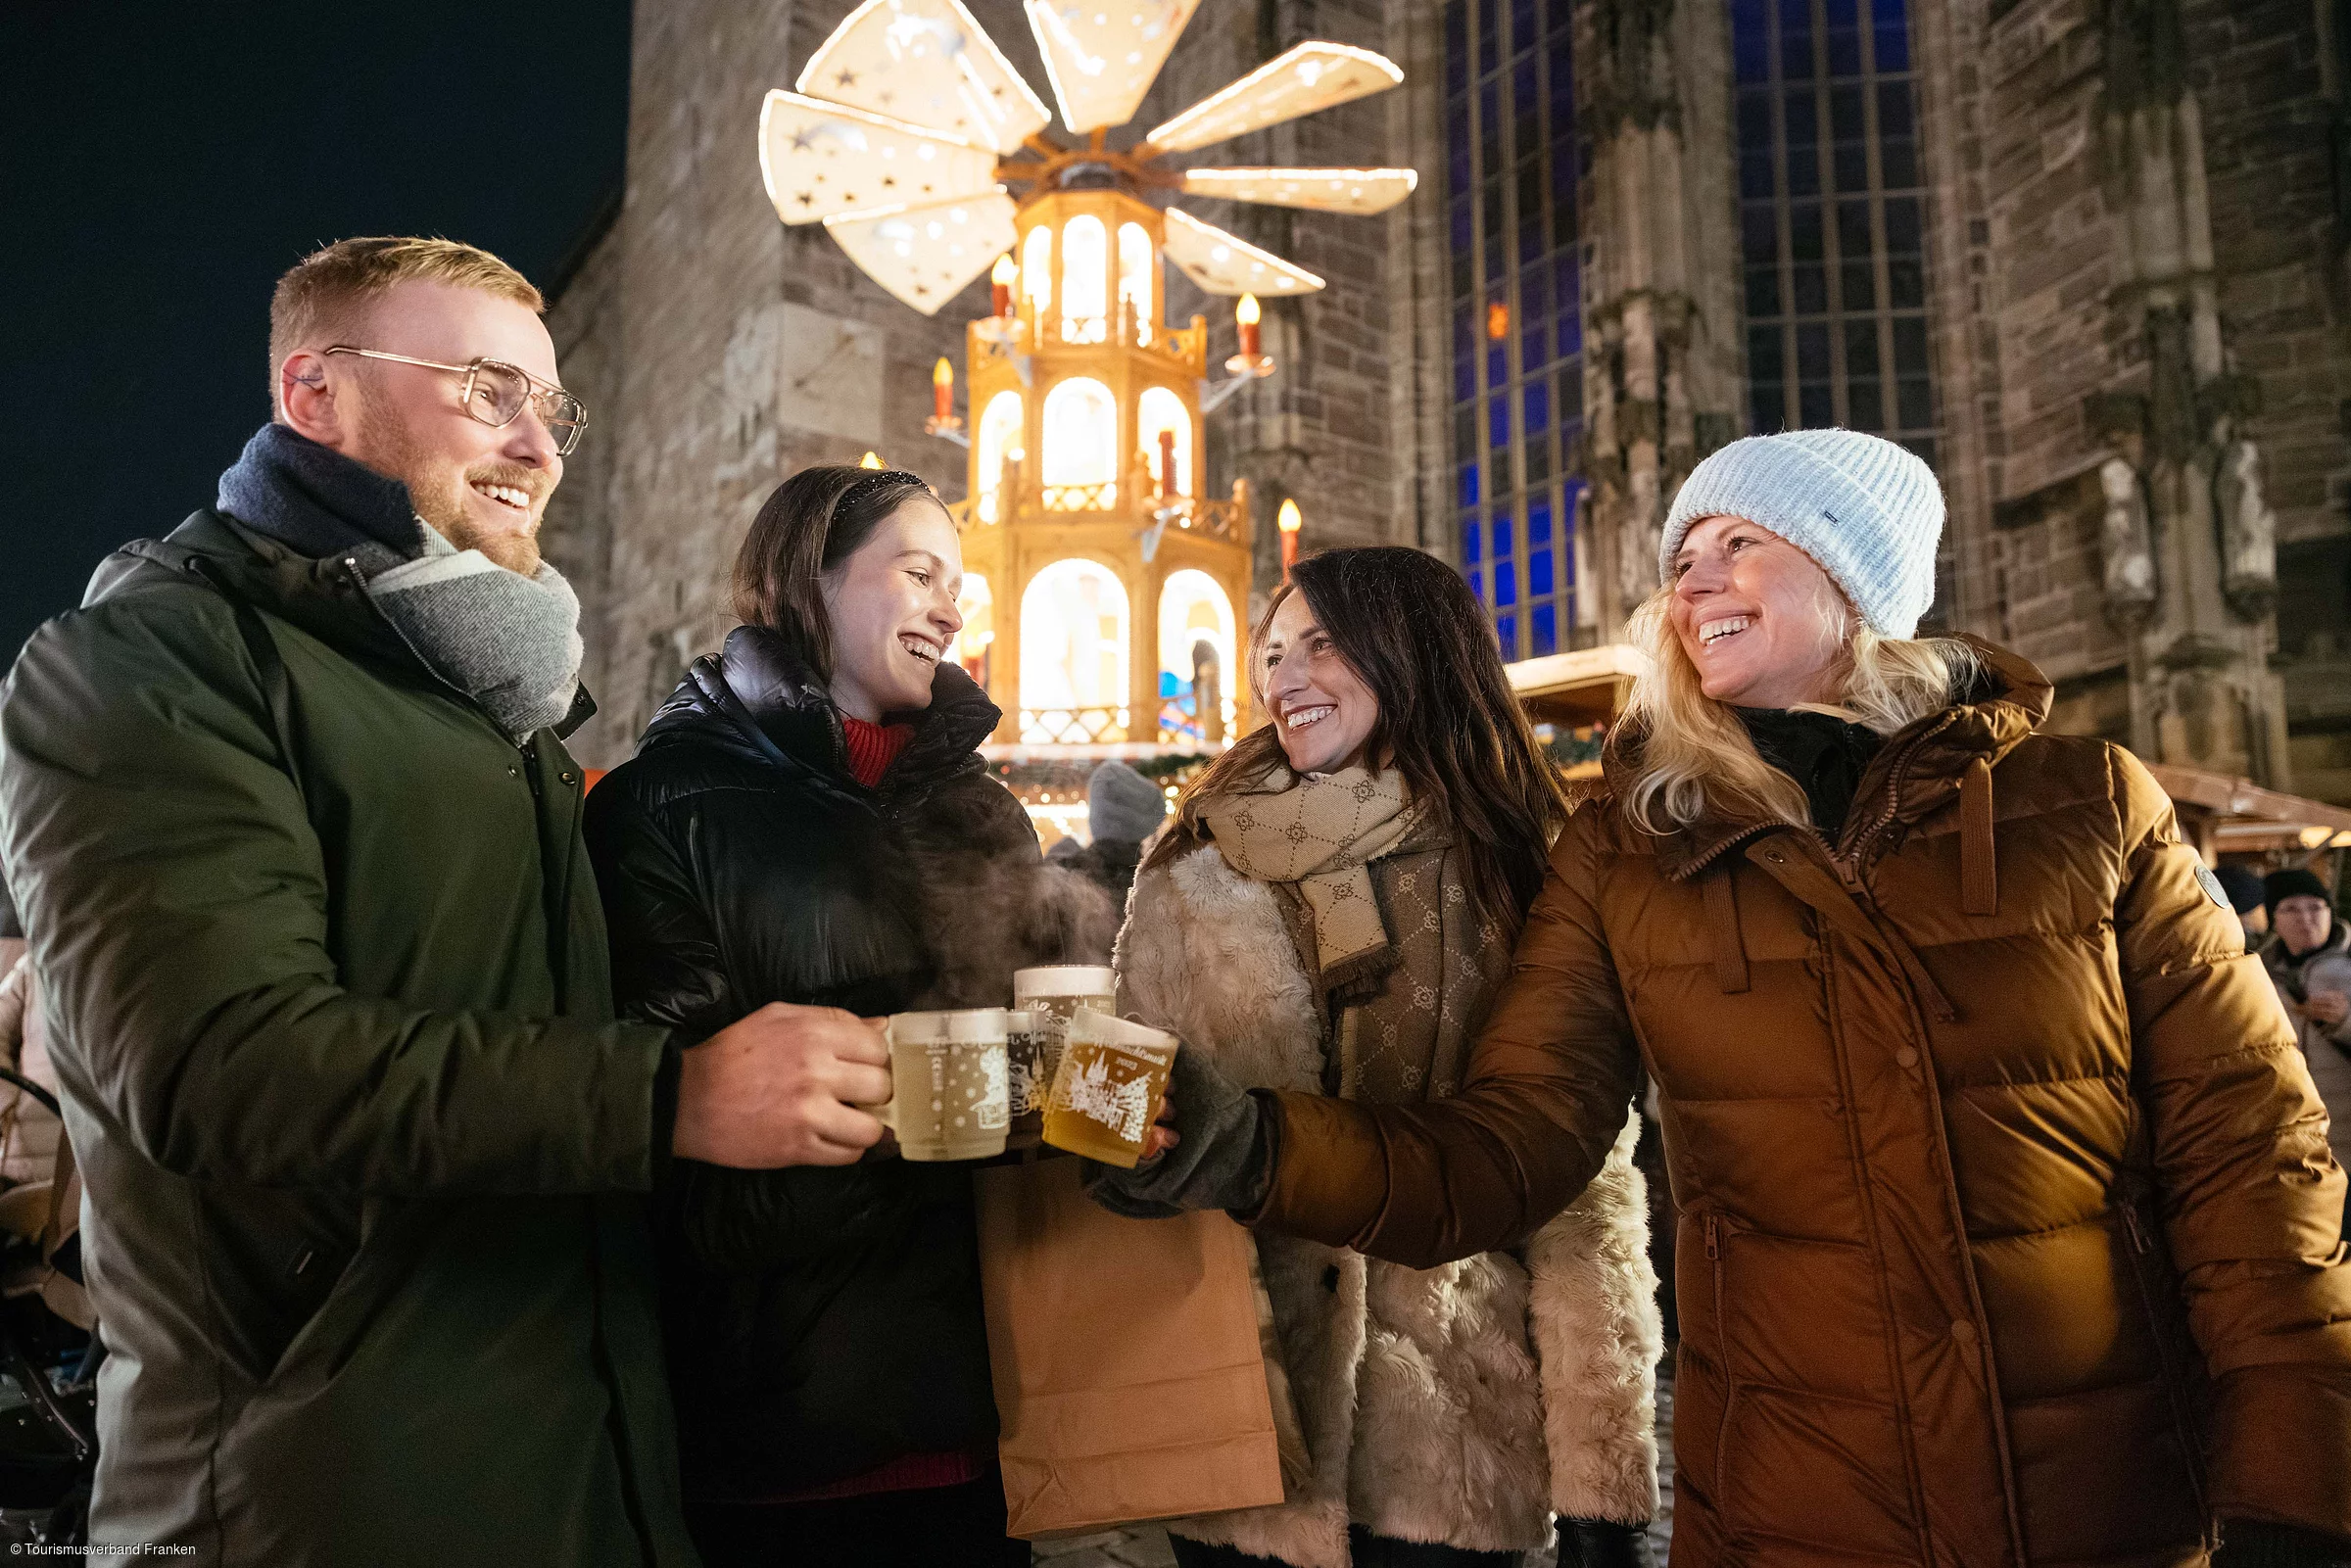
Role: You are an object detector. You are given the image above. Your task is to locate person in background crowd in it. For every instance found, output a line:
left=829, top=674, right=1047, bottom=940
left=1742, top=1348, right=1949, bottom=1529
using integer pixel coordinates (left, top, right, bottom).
left=585, top=465, right=1112, bottom=1568
left=0, top=238, right=891, bottom=1567
left=1105, top=430, right=2351, bottom=1567
left=2218, top=863, right=2271, bottom=952
left=1100, top=546, right=1659, bottom=1568
left=1062, top=758, right=1169, bottom=906
left=2261, top=868, right=2351, bottom=1223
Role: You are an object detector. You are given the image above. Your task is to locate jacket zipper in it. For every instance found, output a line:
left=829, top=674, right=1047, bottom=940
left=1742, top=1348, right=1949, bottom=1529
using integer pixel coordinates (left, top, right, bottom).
left=2119, top=1200, right=2212, bottom=1527
left=1703, top=1212, right=1738, bottom=1497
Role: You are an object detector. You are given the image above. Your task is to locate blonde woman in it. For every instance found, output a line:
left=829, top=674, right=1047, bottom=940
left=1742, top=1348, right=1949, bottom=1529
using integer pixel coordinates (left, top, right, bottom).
left=1104, top=431, right=2351, bottom=1566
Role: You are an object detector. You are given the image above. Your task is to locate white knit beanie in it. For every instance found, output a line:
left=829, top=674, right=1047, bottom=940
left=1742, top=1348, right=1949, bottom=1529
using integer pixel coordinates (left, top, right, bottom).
left=1658, top=429, right=1944, bottom=638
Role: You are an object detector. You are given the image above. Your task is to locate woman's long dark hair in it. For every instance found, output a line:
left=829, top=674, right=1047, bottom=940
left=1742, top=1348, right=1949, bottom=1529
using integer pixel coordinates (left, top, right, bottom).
left=1163, top=546, right=1569, bottom=926
left=730, top=465, right=940, bottom=681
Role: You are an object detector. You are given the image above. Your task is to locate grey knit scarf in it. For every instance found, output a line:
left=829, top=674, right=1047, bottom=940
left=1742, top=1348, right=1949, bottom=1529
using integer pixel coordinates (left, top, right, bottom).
left=357, top=531, right=585, bottom=742
left=217, top=424, right=583, bottom=741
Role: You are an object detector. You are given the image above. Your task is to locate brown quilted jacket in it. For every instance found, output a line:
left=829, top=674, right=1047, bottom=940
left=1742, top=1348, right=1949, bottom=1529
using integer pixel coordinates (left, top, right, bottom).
left=1254, top=641, right=2351, bottom=1564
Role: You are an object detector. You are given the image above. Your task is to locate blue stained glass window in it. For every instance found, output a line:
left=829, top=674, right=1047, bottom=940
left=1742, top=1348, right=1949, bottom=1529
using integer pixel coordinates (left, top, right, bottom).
left=1496, top=613, right=1516, bottom=651
left=1443, top=0, right=1580, bottom=638
left=1738, top=0, right=1934, bottom=453
left=1873, top=0, right=1911, bottom=71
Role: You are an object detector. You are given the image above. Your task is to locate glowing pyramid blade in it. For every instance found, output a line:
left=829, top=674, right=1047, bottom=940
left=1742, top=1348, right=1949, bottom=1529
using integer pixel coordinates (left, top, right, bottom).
left=1023, top=0, right=1202, bottom=134
left=1144, top=42, right=1403, bottom=154
left=827, top=190, right=1021, bottom=315
left=795, top=0, right=1049, bottom=155
left=1180, top=166, right=1419, bottom=215
left=1160, top=208, right=1324, bottom=298
left=758, top=91, right=999, bottom=225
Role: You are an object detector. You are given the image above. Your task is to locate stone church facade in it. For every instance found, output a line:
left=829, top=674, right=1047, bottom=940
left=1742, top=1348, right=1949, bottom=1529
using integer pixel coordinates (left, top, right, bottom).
left=542, top=0, right=2351, bottom=803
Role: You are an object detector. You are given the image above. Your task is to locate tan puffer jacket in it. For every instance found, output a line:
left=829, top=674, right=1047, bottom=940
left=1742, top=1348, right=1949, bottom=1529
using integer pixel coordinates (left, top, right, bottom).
left=1253, top=641, right=2351, bottom=1565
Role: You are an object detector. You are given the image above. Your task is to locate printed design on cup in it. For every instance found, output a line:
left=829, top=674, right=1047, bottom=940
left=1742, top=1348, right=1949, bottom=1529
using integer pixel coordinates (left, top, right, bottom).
left=979, top=1047, right=1010, bottom=1130
left=883, top=1007, right=1011, bottom=1161
left=1051, top=1047, right=1157, bottom=1142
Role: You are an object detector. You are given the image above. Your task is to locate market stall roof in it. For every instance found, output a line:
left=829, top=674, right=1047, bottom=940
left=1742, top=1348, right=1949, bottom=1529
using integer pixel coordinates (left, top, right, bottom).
left=2142, top=763, right=2351, bottom=857
left=1504, top=643, right=1647, bottom=729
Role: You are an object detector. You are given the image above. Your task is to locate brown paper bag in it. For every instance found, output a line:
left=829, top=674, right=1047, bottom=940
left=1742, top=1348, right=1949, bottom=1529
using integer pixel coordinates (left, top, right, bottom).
left=976, top=1157, right=1296, bottom=1538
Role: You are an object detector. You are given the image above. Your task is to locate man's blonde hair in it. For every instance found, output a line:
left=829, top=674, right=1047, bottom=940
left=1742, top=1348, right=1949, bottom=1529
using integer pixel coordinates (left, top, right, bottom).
left=268, top=236, right=543, bottom=409
left=1616, top=586, right=1981, bottom=835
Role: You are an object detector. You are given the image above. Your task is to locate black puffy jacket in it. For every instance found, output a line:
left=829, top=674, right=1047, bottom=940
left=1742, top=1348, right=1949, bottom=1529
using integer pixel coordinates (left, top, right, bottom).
left=584, top=626, right=1106, bottom=1501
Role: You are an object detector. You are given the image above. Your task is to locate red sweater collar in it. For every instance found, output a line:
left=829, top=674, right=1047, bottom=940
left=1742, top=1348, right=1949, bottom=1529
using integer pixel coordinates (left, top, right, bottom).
left=841, top=714, right=916, bottom=787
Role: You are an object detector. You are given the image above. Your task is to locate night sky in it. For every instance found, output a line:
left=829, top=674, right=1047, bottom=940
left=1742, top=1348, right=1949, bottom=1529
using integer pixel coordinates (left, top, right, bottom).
left=2, top=2, right=632, bottom=661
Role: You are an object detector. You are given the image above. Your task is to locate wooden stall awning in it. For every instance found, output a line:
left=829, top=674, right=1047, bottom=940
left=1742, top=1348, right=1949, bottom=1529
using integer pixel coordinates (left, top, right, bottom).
left=1503, top=643, right=1646, bottom=728
left=2142, top=763, right=2351, bottom=857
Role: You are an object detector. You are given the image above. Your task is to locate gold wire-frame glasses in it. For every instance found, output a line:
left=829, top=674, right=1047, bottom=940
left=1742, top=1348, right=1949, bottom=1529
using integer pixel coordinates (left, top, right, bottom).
left=322, top=346, right=588, bottom=456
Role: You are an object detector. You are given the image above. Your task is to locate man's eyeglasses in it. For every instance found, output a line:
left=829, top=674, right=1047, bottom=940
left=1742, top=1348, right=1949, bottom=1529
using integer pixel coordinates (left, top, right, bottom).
left=323, top=347, right=588, bottom=456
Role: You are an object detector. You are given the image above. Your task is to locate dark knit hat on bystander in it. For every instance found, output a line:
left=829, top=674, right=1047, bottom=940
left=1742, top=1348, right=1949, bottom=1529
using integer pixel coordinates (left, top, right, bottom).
left=2263, top=867, right=2333, bottom=922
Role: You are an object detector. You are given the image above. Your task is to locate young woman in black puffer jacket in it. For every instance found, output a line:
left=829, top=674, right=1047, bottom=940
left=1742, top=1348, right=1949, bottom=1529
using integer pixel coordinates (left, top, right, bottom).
left=584, top=465, right=1112, bottom=1568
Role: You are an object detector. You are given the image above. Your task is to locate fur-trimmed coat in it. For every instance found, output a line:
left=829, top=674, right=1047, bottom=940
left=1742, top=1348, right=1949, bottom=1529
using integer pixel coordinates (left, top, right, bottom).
left=1116, top=843, right=1661, bottom=1567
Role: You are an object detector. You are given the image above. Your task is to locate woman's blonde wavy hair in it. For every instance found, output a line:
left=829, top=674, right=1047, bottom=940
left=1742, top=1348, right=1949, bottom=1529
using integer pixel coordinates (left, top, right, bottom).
left=1616, top=586, right=1982, bottom=836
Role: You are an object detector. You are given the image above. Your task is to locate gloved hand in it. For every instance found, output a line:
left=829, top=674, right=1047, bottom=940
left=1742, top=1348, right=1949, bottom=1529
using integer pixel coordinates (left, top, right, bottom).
left=1556, top=1518, right=1654, bottom=1568
left=1080, top=1039, right=1273, bottom=1219
left=2214, top=1521, right=2351, bottom=1568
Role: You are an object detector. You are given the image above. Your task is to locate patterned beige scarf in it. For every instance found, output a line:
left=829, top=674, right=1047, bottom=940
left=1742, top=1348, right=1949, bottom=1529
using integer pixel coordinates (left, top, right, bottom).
left=1196, top=766, right=1508, bottom=1106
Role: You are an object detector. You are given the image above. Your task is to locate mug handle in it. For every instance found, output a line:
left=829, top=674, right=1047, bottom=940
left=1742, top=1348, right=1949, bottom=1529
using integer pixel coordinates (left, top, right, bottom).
left=859, top=1019, right=900, bottom=1135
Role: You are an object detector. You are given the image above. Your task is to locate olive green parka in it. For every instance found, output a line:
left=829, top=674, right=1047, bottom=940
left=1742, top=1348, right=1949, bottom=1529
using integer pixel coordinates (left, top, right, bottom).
left=0, top=511, right=696, bottom=1566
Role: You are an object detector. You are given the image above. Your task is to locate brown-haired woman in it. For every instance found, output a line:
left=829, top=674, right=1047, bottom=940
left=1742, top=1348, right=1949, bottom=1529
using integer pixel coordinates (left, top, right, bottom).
left=585, top=465, right=1109, bottom=1568
left=1105, top=546, right=1661, bottom=1568
left=1106, top=433, right=2351, bottom=1565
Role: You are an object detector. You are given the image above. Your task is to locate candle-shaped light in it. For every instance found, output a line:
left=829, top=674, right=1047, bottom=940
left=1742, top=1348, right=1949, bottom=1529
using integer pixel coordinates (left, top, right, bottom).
left=990, top=253, right=1017, bottom=319
left=860, top=451, right=885, bottom=470
left=1235, top=293, right=1262, bottom=361
left=933, top=356, right=954, bottom=422
left=1277, top=496, right=1302, bottom=580
left=1158, top=428, right=1177, bottom=499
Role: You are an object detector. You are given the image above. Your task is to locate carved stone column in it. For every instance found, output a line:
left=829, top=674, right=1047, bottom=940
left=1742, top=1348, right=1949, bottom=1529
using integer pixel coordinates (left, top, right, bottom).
left=2094, top=0, right=2290, bottom=786
left=1577, top=0, right=1741, bottom=629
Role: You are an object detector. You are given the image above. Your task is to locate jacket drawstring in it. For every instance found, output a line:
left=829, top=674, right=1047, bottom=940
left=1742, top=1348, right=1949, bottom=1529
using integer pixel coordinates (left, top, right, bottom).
left=1960, top=756, right=1997, bottom=918
left=1704, top=869, right=1751, bottom=994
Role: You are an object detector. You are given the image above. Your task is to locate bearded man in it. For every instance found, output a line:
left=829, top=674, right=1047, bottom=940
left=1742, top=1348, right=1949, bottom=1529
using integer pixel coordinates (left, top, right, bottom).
left=0, top=237, right=894, bottom=1565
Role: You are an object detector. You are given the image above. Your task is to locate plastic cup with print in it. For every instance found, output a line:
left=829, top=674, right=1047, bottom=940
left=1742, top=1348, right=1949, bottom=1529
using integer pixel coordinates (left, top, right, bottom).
left=1041, top=1010, right=1178, bottom=1168
left=1012, top=966, right=1115, bottom=1070
left=874, top=1008, right=1011, bottom=1162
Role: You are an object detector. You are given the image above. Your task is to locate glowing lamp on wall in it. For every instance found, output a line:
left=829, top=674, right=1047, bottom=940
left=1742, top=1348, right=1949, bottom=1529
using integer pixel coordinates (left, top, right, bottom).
left=1277, top=497, right=1302, bottom=581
